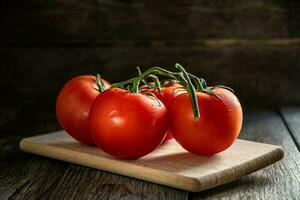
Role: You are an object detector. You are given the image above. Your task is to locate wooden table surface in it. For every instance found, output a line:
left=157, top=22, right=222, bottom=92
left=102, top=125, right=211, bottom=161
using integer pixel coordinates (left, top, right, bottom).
left=0, top=107, right=299, bottom=200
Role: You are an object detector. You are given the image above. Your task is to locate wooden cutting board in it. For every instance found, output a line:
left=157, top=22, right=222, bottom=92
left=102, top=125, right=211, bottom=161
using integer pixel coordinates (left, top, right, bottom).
left=19, top=131, right=284, bottom=192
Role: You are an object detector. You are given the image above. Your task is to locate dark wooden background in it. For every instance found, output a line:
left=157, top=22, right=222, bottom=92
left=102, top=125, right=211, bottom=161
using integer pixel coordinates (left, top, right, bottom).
left=1, top=0, right=300, bottom=135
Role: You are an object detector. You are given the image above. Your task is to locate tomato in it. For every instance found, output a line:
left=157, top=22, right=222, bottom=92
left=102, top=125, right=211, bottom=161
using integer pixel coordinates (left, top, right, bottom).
left=88, top=88, right=168, bottom=159
left=151, top=82, right=183, bottom=141
left=56, top=75, right=110, bottom=145
left=170, top=88, right=243, bottom=155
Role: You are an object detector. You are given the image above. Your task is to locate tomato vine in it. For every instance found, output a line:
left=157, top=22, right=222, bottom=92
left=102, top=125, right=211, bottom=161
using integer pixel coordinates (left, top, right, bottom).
left=110, top=63, right=233, bottom=120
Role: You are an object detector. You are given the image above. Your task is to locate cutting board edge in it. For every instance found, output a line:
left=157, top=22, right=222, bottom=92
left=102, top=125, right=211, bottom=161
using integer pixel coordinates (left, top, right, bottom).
left=194, top=146, right=284, bottom=192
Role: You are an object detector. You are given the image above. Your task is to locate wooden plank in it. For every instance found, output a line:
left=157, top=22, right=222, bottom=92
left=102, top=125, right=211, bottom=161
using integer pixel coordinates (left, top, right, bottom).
left=280, top=107, right=300, bottom=150
left=1, top=46, right=300, bottom=108
left=1, top=0, right=300, bottom=45
left=43, top=164, right=188, bottom=200
left=19, top=131, right=283, bottom=192
left=191, top=110, right=300, bottom=199
left=0, top=136, right=69, bottom=200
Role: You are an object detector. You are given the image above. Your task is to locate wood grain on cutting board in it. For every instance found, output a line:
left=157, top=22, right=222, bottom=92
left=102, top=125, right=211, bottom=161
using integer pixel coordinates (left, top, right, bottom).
left=19, top=131, right=284, bottom=192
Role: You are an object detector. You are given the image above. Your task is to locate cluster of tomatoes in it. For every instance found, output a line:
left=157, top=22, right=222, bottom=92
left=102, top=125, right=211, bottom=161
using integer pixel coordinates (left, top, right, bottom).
left=56, top=64, right=243, bottom=159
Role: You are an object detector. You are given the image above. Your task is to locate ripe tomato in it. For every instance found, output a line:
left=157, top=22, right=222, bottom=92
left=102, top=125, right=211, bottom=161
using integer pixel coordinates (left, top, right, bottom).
left=88, top=88, right=168, bottom=159
left=170, top=88, right=243, bottom=155
left=56, top=75, right=110, bottom=145
left=151, top=82, right=183, bottom=141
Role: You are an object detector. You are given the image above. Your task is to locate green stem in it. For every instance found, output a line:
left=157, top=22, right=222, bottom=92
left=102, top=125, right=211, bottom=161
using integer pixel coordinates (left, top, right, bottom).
left=147, top=74, right=162, bottom=91
left=96, top=74, right=105, bottom=92
left=136, top=66, right=148, bottom=86
left=175, top=64, right=200, bottom=119
left=187, top=72, right=221, bottom=100
left=187, top=73, right=206, bottom=91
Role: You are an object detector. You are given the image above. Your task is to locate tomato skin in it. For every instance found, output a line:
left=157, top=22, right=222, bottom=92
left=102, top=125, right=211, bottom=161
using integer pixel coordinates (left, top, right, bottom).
left=89, top=88, right=168, bottom=159
left=151, top=83, right=182, bottom=141
left=56, top=75, right=110, bottom=145
left=170, top=88, right=243, bottom=155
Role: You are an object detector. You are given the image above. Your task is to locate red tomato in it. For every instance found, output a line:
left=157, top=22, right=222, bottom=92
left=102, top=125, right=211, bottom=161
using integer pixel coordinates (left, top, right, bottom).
left=88, top=88, right=168, bottom=159
left=56, top=75, right=110, bottom=145
left=151, top=83, right=183, bottom=141
left=170, top=88, right=243, bottom=155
